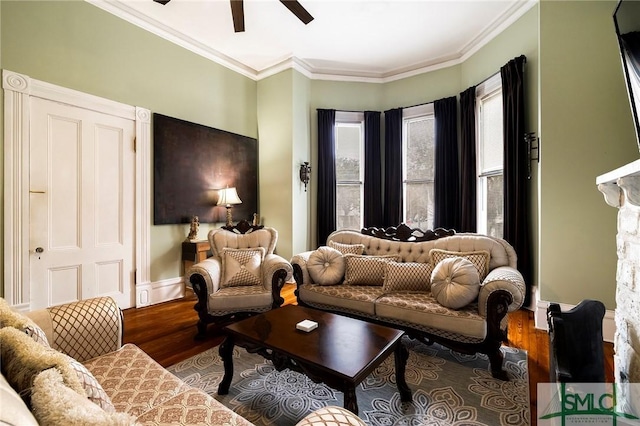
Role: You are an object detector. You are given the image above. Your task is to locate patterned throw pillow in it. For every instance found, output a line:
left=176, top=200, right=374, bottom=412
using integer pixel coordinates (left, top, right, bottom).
left=328, top=240, right=365, bottom=255
left=64, top=354, right=115, bottom=412
left=0, top=297, right=50, bottom=348
left=430, top=249, right=490, bottom=281
left=343, top=254, right=400, bottom=286
left=221, top=247, right=265, bottom=288
left=430, top=257, right=481, bottom=309
left=307, top=246, right=345, bottom=285
left=382, top=262, right=433, bottom=293
left=31, top=369, right=136, bottom=426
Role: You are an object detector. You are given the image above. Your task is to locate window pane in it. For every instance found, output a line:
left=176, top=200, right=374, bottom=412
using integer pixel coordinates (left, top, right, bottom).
left=405, top=117, right=435, bottom=180
left=336, top=126, right=361, bottom=182
left=336, top=184, right=361, bottom=230
left=481, top=93, right=503, bottom=172
left=486, top=175, right=503, bottom=238
left=404, top=182, right=434, bottom=230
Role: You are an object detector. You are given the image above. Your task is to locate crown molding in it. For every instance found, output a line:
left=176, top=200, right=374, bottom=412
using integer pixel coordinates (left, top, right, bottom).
left=86, top=0, right=537, bottom=83
left=86, top=0, right=258, bottom=80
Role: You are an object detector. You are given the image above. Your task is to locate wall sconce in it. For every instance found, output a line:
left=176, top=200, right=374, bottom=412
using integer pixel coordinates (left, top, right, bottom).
left=217, top=186, right=242, bottom=226
left=299, top=162, right=311, bottom=192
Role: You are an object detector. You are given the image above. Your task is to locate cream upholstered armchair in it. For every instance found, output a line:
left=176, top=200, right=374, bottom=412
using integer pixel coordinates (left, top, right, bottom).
left=186, top=221, right=293, bottom=339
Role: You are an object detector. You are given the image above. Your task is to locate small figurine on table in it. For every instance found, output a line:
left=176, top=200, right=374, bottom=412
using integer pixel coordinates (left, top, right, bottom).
left=187, top=215, right=200, bottom=241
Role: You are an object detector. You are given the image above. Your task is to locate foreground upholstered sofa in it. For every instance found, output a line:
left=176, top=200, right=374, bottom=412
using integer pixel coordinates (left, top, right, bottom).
left=0, top=296, right=364, bottom=425
left=291, top=224, right=526, bottom=379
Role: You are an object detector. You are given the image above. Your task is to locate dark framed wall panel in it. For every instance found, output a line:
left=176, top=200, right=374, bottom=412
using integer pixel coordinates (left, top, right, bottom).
left=153, top=113, right=258, bottom=225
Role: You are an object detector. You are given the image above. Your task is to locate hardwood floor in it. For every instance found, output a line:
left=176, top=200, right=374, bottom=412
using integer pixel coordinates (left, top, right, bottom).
left=123, top=284, right=614, bottom=425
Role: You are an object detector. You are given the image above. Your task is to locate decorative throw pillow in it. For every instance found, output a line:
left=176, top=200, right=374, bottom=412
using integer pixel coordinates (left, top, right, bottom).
left=221, top=247, right=265, bottom=288
left=31, top=369, right=137, bottom=426
left=430, top=249, right=490, bottom=281
left=307, top=246, right=345, bottom=285
left=0, top=327, right=85, bottom=405
left=382, top=262, right=433, bottom=293
left=0, top=297, right=50, bottom=348
left=430, top=257, right=481, bottom=309
left=343, top=254, right=400, bottom=286
left=328, top=240, right=365, bottom=255
left=63, top=354, right=115, bottom=412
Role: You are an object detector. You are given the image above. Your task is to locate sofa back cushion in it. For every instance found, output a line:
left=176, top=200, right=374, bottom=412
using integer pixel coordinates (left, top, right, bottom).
left=327, top=230, right=517, bottom=271
left=209, top=227, right=278, bottom=259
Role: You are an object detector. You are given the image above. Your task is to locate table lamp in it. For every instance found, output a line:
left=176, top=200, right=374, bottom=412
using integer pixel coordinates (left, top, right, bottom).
left=217, top=187, right=242, bottom=226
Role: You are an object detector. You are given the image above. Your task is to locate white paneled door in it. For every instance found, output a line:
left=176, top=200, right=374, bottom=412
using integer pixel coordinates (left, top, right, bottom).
left=29, top=98, right=136, bottom=309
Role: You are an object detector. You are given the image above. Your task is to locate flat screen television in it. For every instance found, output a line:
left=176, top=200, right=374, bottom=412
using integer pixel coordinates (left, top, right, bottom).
left=614, top=0, right=640, bottom=152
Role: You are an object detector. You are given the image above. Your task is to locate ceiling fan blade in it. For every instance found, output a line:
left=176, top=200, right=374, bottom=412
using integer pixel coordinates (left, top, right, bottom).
left=230, top=0, right=245, bottom=33
left=152, top=0, right=171, bottom=4
left=279, top=0, right=314, bottom=25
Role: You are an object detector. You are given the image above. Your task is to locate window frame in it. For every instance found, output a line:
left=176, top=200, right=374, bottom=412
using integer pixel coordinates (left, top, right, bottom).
left=334, top=111, right=365, bottom=230
left=402, top=103, right=435, bottom=230
left=475, top=73, right=504, bottom=237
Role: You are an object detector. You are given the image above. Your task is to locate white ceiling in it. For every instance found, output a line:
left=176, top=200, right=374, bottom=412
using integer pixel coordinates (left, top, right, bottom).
left=88, top=0, right=536, bottom=82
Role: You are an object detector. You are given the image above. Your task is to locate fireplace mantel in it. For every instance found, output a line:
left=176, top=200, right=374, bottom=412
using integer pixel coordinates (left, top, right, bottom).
left=597, top=159, right=640, bottom=415
left=597, top=159, right=640, bottom=207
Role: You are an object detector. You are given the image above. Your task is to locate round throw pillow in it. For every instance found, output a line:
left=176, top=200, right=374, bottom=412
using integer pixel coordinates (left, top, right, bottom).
left=430, top=257, right=480, bottom=309
left=307, top=246, right=345, bottom=285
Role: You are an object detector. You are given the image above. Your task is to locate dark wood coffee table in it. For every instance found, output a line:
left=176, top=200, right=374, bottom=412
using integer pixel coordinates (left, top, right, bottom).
left=217, top=305, right=412, bottom=415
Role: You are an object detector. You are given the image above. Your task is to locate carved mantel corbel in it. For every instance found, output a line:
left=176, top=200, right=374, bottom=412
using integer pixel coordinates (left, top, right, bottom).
left=597, top=159, right=640, bottom=209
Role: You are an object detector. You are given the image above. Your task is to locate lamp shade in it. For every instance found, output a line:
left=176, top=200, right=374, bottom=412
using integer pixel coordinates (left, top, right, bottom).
left=217, top=187, right=242, bottom=206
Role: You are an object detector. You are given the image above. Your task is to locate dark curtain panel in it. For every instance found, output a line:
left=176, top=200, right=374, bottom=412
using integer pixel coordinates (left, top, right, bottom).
left=501, top=55, right=532, bottom=302
left=364, top=111, right=383, bottom=227
left=433, top=96, right=459, bottom=230
left=459, top=87, right=477, bottom=232
left=383, top=108, right=403, bottom=227
left=317, top=109, right=336, bottom=245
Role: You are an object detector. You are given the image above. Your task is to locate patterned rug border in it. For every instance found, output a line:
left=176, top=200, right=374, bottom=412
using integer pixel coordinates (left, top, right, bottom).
left=168, top=337, right=530, bottom=426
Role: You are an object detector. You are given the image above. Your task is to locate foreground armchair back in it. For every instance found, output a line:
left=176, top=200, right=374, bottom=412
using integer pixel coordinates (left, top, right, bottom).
left=547, top=299, right=606, bottom=383
left=186, top=221, right=293, bottom=339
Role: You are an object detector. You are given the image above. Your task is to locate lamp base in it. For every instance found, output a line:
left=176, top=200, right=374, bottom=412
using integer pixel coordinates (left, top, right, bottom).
left=225, top=207, right=233, bottom=227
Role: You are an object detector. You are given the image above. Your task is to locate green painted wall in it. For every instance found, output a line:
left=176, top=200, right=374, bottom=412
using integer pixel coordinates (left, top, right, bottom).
left=1, top=0, right=258, bottom=283
left=292, top=71, right=312, bottom=256
left=538, top=0, right=637, bottom=309
left=383, top=66, right=462, bottom=110
left=257, top=70, right=295, bottom=259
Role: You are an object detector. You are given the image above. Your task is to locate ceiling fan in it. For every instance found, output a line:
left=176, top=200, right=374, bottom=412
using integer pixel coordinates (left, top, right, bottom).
left=152, top=0, right=314, bottom=33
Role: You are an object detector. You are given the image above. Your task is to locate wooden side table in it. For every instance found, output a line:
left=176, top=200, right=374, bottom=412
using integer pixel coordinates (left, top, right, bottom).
left=182, top=240, right=211, bottom=275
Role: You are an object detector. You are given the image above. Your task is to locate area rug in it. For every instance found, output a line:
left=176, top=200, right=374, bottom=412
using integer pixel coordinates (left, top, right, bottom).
left=167, top=337, right=530, bottom=426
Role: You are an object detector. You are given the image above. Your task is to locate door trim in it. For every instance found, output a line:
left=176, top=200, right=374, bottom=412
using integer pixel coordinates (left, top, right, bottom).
left=3, top=69, right=151, bottom=310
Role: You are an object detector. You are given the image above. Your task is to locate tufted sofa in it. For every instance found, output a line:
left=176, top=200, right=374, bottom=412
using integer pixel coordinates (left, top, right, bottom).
left=0, top=296, right=365, bottom=426
left=291, top=225, right=526, bottom=379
